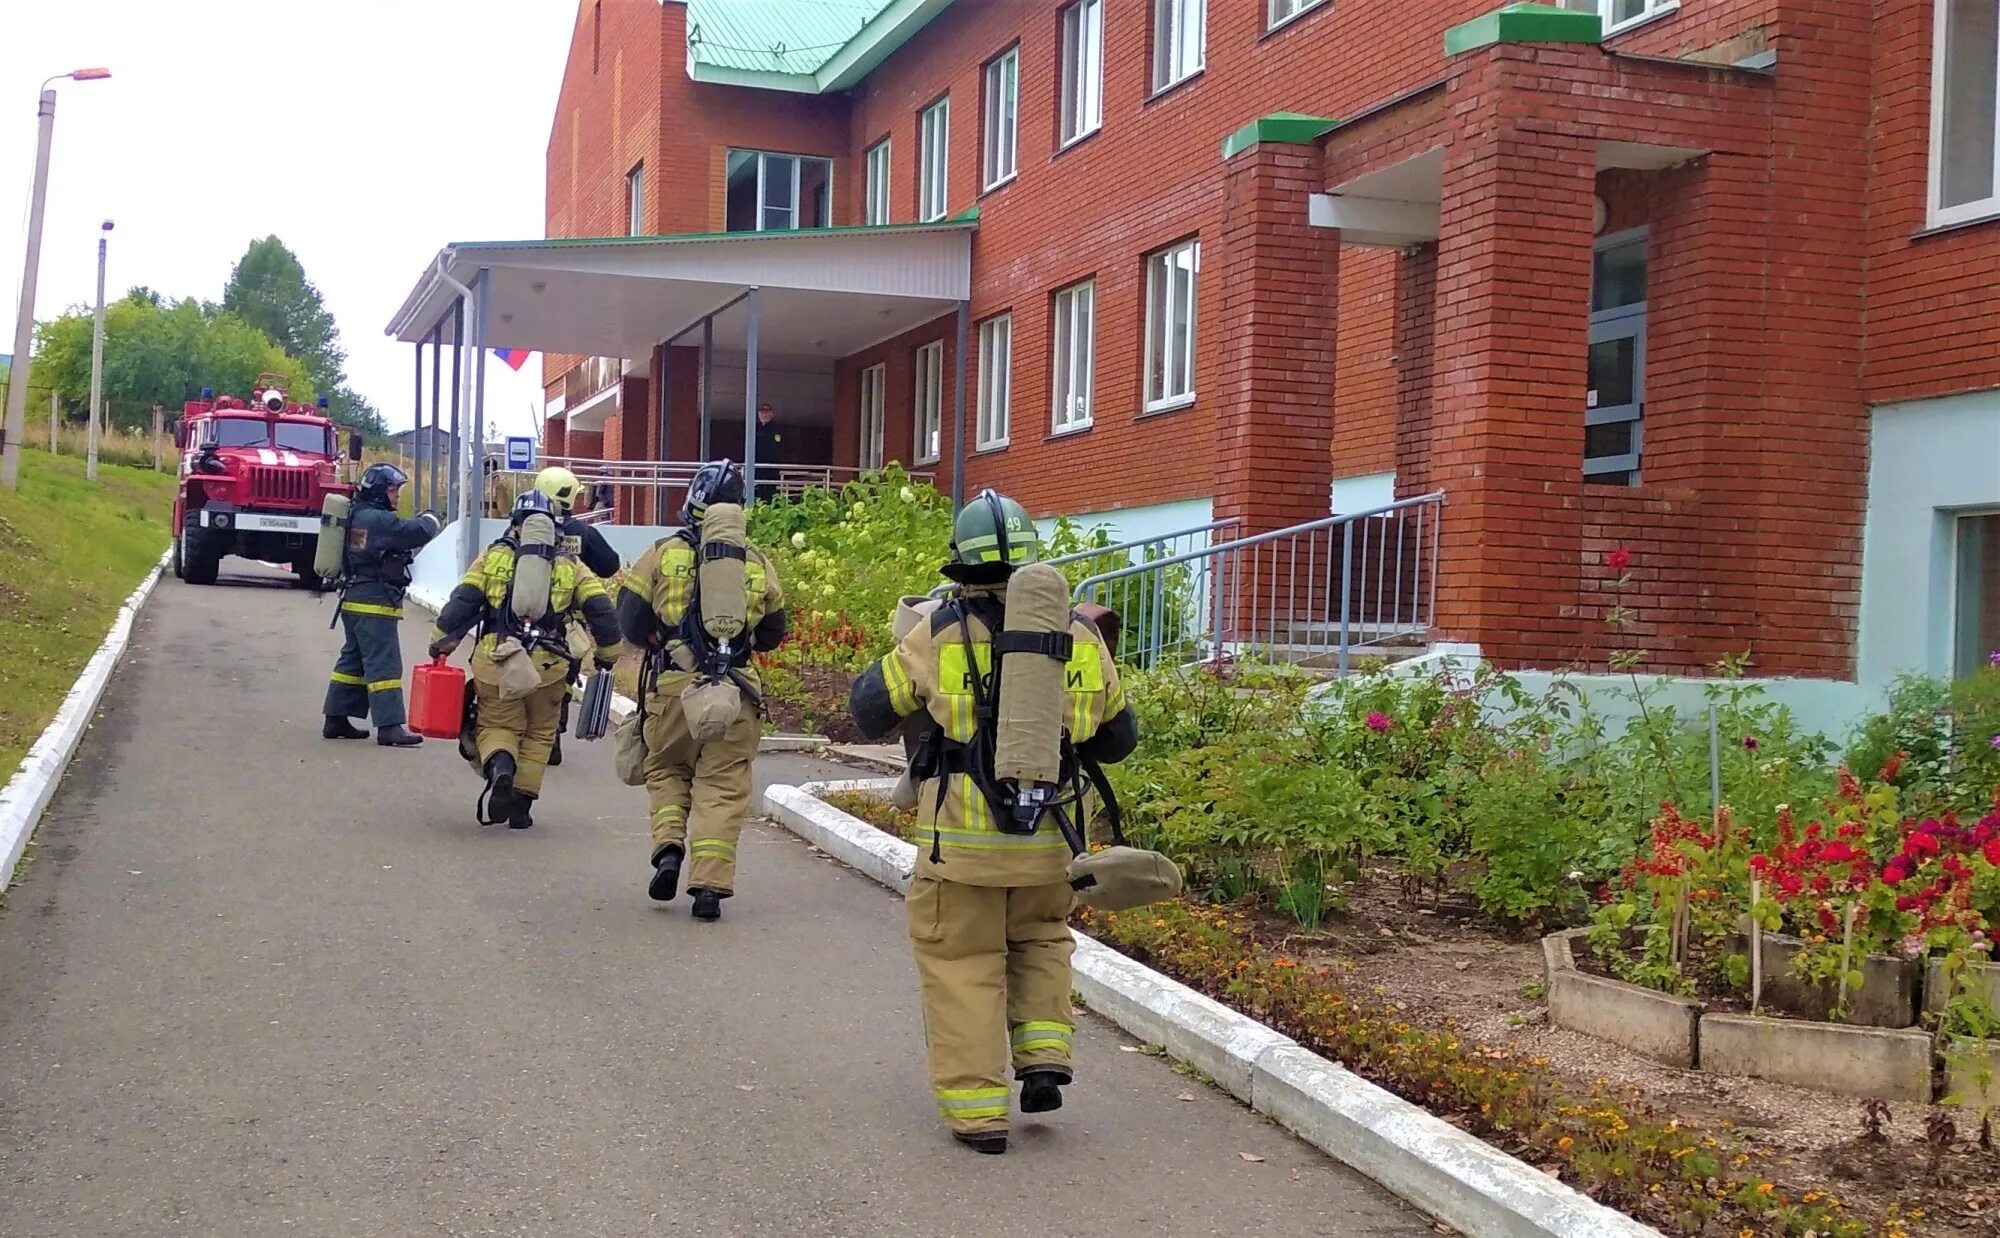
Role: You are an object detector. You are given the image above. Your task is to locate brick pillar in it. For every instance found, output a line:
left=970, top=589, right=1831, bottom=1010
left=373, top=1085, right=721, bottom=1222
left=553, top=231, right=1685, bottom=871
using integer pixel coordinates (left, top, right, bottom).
left=1393, top=245, right=1437, bottom=496
left=544, top=414, right=568, bottom=458
left=1427, top=67, right=1594, bottom=664
left=1213, top=142, right=1337, bottom=534
left=1212, top=141, right=1338, bottom=647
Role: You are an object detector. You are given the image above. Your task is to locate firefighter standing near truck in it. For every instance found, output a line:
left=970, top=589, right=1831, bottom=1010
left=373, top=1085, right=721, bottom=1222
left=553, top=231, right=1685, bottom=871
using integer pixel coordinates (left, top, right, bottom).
left=428, top=490, right=623, bottom=829
left=848, top=491, right=1139, bottom=1154
left=322, top=462, right=440, bottom=747
left=616, top=460, right=788, bottom=921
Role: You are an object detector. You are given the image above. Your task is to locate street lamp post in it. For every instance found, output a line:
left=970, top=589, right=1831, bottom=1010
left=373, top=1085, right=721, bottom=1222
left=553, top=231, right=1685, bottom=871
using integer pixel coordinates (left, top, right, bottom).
left=87, top=220, right=112, bottom=480
left=0, top=67, right=111, bottom=491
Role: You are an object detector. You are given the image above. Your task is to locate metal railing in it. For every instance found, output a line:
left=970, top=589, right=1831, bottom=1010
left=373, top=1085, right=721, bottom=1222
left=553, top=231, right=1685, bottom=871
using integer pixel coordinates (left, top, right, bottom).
left=1070, top=493, right=1445, bottom=674
left=927, top=518, right=1243, bottom=615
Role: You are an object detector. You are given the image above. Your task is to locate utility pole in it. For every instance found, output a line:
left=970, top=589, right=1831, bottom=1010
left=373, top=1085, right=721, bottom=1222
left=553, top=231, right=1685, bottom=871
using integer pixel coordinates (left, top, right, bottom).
left=86, top=220, right=112, bottom=481
left=48, top=389, right=56, bottom=452
left=1, top=68, right=111, bottom=490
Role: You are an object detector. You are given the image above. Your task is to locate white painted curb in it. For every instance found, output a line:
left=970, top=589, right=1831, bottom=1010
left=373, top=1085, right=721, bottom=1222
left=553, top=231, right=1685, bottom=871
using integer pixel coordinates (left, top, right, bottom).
left=761, top=780, right=1660, bottom=1238
left=0, top=547, right=170, bottom=887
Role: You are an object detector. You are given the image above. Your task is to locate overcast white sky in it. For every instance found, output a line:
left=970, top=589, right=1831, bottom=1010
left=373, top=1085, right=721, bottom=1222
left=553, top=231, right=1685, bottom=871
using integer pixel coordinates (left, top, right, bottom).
left=3, top=0, right=579, bottom=439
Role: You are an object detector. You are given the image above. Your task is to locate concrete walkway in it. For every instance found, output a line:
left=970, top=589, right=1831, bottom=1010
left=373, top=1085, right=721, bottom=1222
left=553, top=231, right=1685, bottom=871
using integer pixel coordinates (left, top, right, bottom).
left=0, top=562, right=1423, bottom=1236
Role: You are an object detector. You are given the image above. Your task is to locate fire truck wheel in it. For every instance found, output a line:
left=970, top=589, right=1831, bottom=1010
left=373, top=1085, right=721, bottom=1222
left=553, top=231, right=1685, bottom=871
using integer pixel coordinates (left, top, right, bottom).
left=171, top=535, right=184, bottom=579
left=180, top=518, right=220, bottom=586
left=291, top=550, right=323, bottom=592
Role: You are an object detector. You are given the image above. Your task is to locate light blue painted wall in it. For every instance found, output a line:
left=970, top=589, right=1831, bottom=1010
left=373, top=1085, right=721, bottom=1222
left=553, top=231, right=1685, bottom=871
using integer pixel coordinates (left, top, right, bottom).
left=1036, top=496, right=1215, bottom=545
left=1859, top=390, right=2000, bottom=688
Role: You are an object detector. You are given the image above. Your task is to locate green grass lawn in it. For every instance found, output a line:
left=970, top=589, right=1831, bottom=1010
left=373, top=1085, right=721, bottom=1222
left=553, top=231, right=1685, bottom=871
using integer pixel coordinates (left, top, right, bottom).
left=0, top=449, right=176, bottom=781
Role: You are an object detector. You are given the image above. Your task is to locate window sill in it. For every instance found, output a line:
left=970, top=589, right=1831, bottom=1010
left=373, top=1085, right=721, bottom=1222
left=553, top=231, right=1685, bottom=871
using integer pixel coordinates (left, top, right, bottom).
left=1602, top=2, right=1679, bottom=39
left=1913, top=209, right=2000, bottom=241
left=979, top=173, right=1017, bottom=200
left=1260, top=0, right=1330, bottom=41
left=1140, top=396, right=1196, bottom=418
left=914, top=457, right=942, bottom=468
left=1054, top=127, right=1102, bottom=160
left=917, top=210, right=948, bottom=225
left=1047, top=423, right=1094, bottom=441
left=1146, top=68, right=1205, bottom=106
left=975, top=440, right=1010, bottom=455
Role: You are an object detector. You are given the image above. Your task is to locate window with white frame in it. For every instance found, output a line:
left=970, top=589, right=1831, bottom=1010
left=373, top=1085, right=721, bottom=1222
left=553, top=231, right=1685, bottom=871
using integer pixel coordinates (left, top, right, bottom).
left=1932, top=0, right=2000, bottom=226
left=983, top=48, right=1019, bottom=190
left=1152, top=0, right=1205, bottom=92
left=977, top=315, right=1012, bottom=449
left=725, top=150, right=833, bottom=232
left=1268, top=0, right=1326, bottom=30
left=914, top=341, right=944, bottom=463
left=626, top=162, right=645, bottom=235
left=1554, top=0, right=1679, bottom=36
left=859, top=363, right=887, bottom=470
left=920, top=98, right=950, bottom=222
left=1060, top=0, right=1104, bottom=147
left=865, top=139, right=892, bottom=226
left=1584, top=229, right=1647, bottom=485
left=1143, top=240, right=1199, bottom=411
left=1051, top=280, right=1094, bottom=433
left=1955, top=512, right=2000, bottom=678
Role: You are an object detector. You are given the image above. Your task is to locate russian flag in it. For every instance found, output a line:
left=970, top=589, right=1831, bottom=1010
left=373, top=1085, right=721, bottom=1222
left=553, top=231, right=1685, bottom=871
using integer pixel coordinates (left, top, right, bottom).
left=493, top=347, right=532, bottom=371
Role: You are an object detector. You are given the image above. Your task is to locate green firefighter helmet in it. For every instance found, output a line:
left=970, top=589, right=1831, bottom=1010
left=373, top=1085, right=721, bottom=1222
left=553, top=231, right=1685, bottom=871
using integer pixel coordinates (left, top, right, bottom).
left=949, top=490, right=1040, bottom=571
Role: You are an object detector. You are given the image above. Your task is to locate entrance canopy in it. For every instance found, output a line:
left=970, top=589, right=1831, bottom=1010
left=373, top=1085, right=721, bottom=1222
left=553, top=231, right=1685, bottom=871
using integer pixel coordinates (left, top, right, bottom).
left=384, top=217, right=977, bottom=568
left=385, top=217, right=975, bottom=359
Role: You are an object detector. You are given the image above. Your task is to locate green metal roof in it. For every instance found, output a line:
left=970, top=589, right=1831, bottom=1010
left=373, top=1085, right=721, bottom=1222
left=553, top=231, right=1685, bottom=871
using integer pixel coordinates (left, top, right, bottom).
left=686, top=0, right=956, bottom=95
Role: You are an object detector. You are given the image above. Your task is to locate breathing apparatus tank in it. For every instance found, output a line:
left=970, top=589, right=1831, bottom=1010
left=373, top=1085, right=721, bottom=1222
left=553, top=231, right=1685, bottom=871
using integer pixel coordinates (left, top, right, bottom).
left=314, top=492, right=352, bottom=580
left=511, top=508, right=558, bottom=626
left=695, top=502, right=750, bottom=654
left=992, top=561, right=1074, bottom=833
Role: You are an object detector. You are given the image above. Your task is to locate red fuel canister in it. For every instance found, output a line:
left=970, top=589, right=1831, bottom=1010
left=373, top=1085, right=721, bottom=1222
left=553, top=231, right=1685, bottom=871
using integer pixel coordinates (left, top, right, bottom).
left=409, top=656, right=468, bottom=740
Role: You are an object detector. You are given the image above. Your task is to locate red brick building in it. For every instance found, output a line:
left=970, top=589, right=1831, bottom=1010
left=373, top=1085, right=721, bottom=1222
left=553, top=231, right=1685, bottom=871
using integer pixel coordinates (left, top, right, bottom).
left=390, top=0, right=2000, bottom=698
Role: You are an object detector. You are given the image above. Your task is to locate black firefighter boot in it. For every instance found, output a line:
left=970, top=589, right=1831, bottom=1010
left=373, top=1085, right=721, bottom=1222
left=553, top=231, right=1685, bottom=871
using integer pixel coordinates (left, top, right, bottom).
left=648, top=845, right=684, bottom=902
left=376, top=724, right=424, bottom=748
left=481, top=751, right=517, bottom=825
left=690, top=888, right=722, bottom=922
left=952, top=1131, right=1008, bottom=1155
left=323, top=716, right=368, bottom=740
left=508, top=791, right=537, bottom=831
left=1019, top=1069, right=1068, bottom=1114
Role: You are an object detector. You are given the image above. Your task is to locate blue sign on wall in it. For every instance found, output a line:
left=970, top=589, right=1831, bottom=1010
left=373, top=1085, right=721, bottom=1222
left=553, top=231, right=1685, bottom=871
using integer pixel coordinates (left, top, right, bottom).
left=504, top=436, right=535, bottom=471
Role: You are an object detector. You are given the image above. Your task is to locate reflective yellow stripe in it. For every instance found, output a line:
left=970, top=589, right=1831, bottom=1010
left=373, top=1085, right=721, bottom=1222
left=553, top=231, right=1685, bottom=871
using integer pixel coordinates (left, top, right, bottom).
left=936, top=1087, right=1010, bottom=1120
left=689, top=840, right=737, bottom=859
left=330, top=671, right=366, bottom=686
left=340, top=601, right=403, bottom=618
left=1012, top=1021, right=1073, bottom=1054
left=918, top=824, right=1070, bottom=852
left=882, top=654, right=919, bottom=717
left=651, top=805, right=686, bottom=826
left=367, top=678, right=402, bottom=693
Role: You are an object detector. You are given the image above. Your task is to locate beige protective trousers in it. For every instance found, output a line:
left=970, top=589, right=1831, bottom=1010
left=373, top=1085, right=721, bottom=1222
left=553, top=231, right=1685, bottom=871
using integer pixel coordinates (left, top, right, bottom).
left=473, top=675, right=567, bottom=796
left=907, top=875, right=1077, bottom=1135
left=641, top=689, right=760, bottom=894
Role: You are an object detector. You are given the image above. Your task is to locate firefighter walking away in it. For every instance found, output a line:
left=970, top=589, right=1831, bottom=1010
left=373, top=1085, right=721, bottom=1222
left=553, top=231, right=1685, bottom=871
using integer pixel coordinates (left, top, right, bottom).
left=428, top=490, right=623, bottom=829
left=616, top=460, right=788, bottom=921
left=321, top=462, right=440, bottom=746
left=849, top=490, right=1138, bottom=1153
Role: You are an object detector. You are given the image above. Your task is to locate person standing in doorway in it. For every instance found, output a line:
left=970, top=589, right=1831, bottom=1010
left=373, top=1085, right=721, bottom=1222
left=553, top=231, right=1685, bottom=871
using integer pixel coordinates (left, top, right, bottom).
left=753, top=402, right=783, bottom=502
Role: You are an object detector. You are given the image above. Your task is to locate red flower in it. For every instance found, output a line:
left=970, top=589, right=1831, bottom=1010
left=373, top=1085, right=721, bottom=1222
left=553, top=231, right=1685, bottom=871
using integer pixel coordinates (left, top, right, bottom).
left=1896, top=895, right=1918, bottom=912
left=1365, top=711, right=1394, bottom=733
left=1822, top=842, right=1856, bottom=864
left=1905, top=832, right=1941, bottom=859
left=1606, top=548, right=1632, bottom=572
left=1748, top=854, right=1770, bottom=874
left=1884, top=859, right=1912, bottom=885
left=1742, top=735, right=1761, bottom=751
left=1880, top=751, right=1906, bottom=782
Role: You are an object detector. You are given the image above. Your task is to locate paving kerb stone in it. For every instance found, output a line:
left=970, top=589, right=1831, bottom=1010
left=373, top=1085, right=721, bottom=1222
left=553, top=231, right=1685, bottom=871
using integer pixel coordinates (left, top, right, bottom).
left=1926, top=957, right=2000, bottom=1016
left=1701, top=1014, right=1933, bottom=1101
left=0, top=548, right=169, bottom=884
left=769, top=781, right=1663, bottom=1237
left=1543, top=930, right=1701, bottom=1069
left=1943, top=1039, right=2000, bottom=1110
left=1253, top=1045, right=1659, bottom=1238
left=770, top=781, right=913, bottom=893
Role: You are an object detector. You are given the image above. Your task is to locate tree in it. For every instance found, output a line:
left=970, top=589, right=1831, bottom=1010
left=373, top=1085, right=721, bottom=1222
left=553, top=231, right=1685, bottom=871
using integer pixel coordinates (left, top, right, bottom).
left=221, top=236, right=385, bottom=438
left=33, top=294, right=312, bottom=430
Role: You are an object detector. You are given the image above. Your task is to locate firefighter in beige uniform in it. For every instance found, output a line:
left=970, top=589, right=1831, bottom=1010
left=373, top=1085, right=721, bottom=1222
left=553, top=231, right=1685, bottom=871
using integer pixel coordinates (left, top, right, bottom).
left=850, top=491, right=1138, bottom=1154
left=616, top=460, right=789, bottom=921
